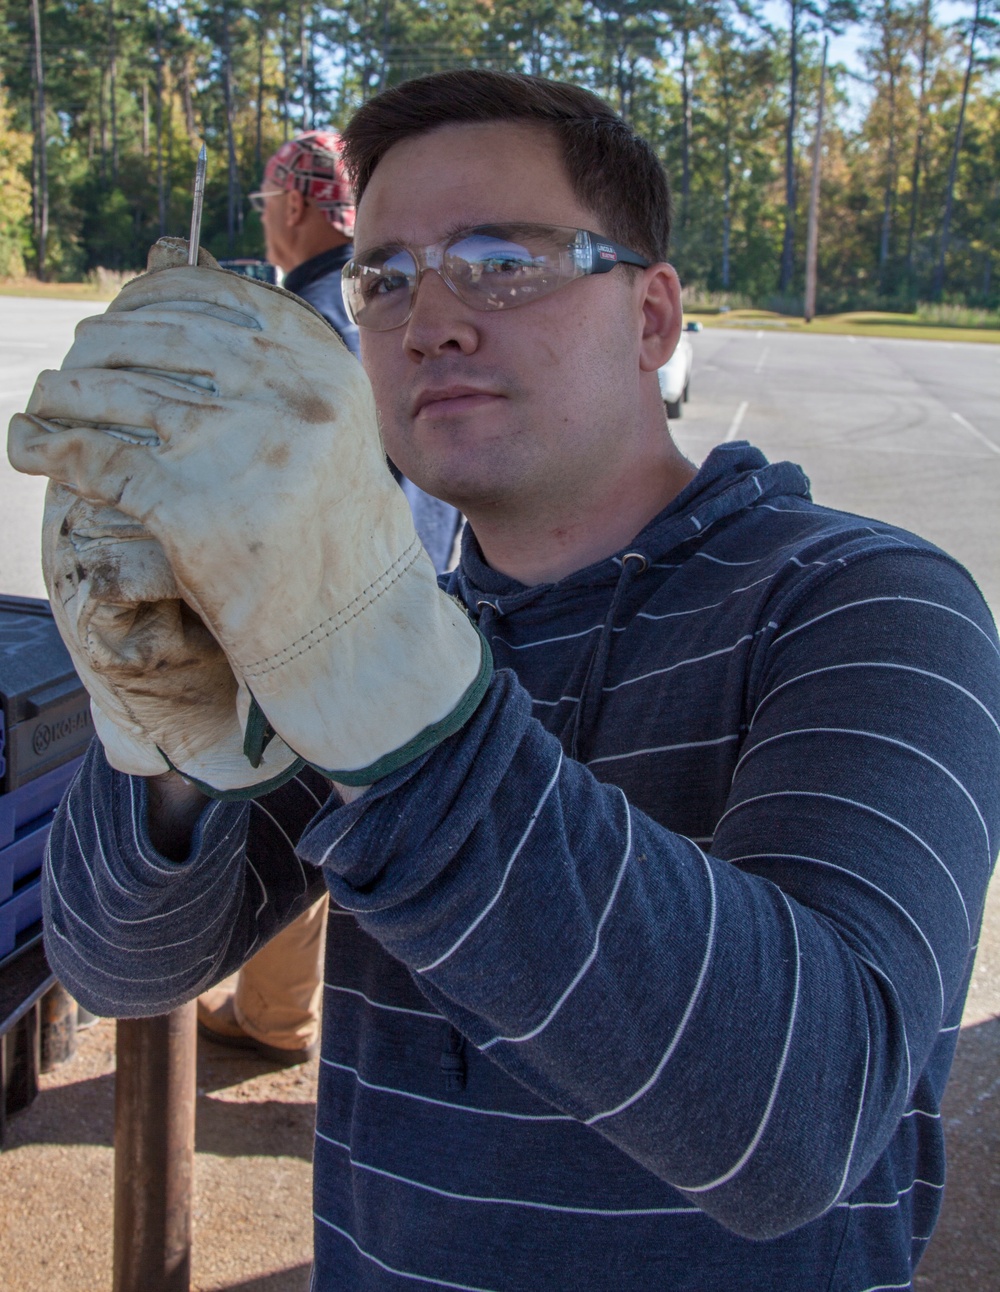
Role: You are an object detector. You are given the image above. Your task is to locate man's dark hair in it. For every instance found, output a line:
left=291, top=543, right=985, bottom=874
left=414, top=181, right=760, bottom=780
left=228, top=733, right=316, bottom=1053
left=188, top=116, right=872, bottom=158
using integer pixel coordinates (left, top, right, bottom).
left=341, top=70, right=672, bottom=263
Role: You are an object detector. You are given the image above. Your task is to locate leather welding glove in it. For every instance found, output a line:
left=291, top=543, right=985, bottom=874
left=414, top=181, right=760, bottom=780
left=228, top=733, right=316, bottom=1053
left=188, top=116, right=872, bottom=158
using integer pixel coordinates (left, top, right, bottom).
left=41, top=484, right=303, bottom=796
left=9, top=238, right=491, bottom=786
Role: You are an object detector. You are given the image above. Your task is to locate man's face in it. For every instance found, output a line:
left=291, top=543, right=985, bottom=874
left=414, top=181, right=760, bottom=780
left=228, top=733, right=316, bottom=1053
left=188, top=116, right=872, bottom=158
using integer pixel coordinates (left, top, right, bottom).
left=354, top=122, right=650, bottom=515
left=260, top=187, right=291, bottom=272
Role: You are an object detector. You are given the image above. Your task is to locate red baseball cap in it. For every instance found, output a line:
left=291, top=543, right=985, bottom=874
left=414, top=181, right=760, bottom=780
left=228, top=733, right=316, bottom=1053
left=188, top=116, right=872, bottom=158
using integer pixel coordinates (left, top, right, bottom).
left=263, top=131, right=356, bottom=238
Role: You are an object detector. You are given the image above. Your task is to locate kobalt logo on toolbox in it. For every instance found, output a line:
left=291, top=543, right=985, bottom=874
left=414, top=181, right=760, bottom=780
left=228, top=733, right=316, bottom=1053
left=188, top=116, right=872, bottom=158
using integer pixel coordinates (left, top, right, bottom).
left=32, top=709, right=91, bottom=757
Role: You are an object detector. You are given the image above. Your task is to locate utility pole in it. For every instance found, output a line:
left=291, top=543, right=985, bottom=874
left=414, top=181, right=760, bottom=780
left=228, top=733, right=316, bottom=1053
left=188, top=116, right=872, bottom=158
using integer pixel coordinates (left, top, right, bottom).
left=804, top=36, right=829, bottom=323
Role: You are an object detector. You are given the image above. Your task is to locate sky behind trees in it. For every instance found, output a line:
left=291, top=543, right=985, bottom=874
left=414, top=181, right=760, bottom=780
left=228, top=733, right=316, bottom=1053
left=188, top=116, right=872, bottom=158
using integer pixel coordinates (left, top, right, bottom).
left=0, top=0, right=997, bottom=312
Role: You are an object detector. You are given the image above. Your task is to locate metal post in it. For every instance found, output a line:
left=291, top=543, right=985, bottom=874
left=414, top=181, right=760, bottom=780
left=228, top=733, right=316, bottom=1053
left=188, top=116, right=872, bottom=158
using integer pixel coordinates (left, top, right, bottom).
left=40, top=981, right=77, bottom=1071
left=113, top=1003, right=197, bottom=1292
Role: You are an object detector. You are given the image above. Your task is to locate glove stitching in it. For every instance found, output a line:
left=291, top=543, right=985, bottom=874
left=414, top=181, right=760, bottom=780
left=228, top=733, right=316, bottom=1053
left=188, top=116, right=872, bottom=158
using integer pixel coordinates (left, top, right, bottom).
left=239, top=536, right=424, bottom=678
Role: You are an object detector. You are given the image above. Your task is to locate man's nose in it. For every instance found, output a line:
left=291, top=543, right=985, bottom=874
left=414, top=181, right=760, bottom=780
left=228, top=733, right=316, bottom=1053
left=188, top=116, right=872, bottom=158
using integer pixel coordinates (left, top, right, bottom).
left=403, top=268, right=480, bottom=359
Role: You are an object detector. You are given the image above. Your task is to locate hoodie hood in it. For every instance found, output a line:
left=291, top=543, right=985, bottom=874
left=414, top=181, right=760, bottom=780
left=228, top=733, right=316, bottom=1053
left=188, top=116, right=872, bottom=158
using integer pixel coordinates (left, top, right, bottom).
left=451, top=443, right=811, bottom=616
left=449, top=442, right=811, bottom=762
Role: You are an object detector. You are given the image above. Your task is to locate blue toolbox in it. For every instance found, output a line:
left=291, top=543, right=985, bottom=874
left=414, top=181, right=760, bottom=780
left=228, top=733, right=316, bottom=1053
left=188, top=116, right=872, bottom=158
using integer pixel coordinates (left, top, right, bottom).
left=0, top=761, right=82, bottom=960
left=0, top=597, right=92, bottom=1138
left=0, top=595, right=94, bottom=796
left=0, top=595, right=91, bottom=964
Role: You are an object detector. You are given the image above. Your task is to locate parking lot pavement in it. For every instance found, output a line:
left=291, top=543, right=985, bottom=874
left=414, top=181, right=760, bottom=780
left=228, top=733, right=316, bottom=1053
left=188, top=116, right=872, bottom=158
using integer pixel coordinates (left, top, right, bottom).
left=1, top=303, right=998, bottom=1286
left=672, top=326, right=1000, bottom=616
left=0, top=299, right=105, bottom=598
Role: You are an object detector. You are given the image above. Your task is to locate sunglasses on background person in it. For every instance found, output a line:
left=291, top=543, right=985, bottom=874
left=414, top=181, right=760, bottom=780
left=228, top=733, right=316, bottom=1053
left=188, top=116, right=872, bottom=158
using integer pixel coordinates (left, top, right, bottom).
left=341, top=223, right=651, bottom=332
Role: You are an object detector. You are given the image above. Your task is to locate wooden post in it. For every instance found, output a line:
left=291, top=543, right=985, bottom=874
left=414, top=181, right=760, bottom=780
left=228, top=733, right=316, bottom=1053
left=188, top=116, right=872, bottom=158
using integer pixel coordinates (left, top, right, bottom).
left=113, top=1004, right=197, bottom=1292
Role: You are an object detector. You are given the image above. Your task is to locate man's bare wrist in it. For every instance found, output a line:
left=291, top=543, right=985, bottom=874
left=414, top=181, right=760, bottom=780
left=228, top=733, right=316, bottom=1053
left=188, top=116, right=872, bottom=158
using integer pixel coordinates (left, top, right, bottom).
left=330, top=780, right=370, bottom=805
left=146, top=771, right=210, bottom=861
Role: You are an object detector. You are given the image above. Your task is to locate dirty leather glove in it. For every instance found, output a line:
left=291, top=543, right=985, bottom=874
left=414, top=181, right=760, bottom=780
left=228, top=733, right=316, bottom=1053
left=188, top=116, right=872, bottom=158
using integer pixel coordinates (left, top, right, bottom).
left=41, top=485, right=303, bottom=795
left=9, top=239, right=492, bottom=784
left=16, top=241, right=303, bottom=797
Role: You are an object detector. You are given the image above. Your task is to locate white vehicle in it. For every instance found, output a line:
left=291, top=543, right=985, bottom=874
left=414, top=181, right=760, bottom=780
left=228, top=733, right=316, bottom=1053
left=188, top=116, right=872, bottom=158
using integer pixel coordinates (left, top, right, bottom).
left=658, top=328, right=694, bottom=419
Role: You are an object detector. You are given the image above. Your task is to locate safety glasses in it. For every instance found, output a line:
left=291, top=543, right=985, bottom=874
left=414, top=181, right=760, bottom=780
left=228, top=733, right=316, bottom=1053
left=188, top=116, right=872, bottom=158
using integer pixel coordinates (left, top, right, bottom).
left=341, top=223, right=651, bottom=331
left=247, top=190, right=284, bottom=213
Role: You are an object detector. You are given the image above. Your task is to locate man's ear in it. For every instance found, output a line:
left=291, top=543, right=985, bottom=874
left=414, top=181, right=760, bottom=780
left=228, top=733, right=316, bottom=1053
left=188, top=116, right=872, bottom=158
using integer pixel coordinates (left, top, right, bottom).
left=285, top=189, right=307, bottom=227
left=637, top=263, right=682, bottom=373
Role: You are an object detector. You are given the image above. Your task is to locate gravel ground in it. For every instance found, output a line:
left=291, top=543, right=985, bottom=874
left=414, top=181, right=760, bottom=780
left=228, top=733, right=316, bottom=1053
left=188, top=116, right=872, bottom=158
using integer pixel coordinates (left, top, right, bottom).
left=0, top=1010, right=316, bottom=1291
left=2, top=968, right=998, bottom=1289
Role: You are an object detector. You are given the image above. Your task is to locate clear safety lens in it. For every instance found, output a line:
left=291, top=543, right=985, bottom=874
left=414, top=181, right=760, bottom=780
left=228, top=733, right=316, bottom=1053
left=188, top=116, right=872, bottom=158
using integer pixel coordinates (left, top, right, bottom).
left=343, top=225, right=587, bottom=331
left=445, top=227, right=576, bottom=310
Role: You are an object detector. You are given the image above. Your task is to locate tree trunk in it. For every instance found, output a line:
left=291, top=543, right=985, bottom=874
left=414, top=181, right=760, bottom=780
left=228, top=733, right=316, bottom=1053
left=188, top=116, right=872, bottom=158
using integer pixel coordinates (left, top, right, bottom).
left=933, top=0, right=980, bottom=299
left=155, top=4, right=166, bottom=235
left=256, top=8, right=266, bottom=178
left=109, top=0, right=119, bottom=186
left=222, top=13, right=241, bottom=254
left=722, top=127, right=731, bottom=290
left=680, top=24, right=692, bottom=228
left=905, top=0, right=931, bottom=284
left=982, top=177, right=997, bottom=298
left=529, top=8, right=542, bottom=76
left=99, top=64, right=107, bottom=183
left=878, top=62, right=898, bottom=293
left=804, top=36, right=828, bottom=322
left=166, top=58, right=175, bottom=222
left=142, top=79, right=149, bottom=159
left=181, top=54, right=197, bottom=142
left=719, top=39, right=734, bottom=291
left=779, top=0, right=799, bottom=295
left=378, top=0, right=390, bottom=94
left=309, top=10, right=318, bottom=122
left=30, top=0, right=48, bottom=280
left=280, top=10, right=291, bottom=138
left=299, top=3, right=309, bottom=129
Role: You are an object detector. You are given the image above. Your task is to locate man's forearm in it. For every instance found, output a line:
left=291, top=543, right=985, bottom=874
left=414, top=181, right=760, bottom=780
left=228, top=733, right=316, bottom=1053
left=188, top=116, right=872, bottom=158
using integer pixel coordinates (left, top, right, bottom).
left=146, top=771, right=210, bottom=860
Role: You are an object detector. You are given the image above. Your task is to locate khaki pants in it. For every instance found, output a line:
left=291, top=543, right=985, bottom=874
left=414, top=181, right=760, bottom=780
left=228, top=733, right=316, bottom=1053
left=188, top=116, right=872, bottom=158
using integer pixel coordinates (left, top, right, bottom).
left=201, top=894, right=327, bottom=1050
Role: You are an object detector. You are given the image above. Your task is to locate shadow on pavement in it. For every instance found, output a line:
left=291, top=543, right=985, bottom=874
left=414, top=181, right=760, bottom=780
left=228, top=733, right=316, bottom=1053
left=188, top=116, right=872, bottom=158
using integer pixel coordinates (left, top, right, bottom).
left=916, top=1013, right=1000, bottom=1289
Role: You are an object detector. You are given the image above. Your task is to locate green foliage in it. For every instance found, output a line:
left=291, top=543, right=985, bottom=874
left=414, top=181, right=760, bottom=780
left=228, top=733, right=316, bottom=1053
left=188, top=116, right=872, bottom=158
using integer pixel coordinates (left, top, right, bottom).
left=0, top=0, right=997, bottom=305
left=0, top=83, right=32, bottom=276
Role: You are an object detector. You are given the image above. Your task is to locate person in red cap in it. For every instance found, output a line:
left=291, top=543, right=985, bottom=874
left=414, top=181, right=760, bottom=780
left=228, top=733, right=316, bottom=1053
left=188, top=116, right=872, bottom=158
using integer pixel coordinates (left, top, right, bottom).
left=197, top=130, right=461, bottom=1064
left=251, top=129, right=360, bottom=355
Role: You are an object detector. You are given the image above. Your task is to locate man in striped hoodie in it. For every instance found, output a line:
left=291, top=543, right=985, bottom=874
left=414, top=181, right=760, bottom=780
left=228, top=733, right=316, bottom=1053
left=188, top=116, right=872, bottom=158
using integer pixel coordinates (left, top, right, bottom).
left=15, top=70, right=1000, bottom=1292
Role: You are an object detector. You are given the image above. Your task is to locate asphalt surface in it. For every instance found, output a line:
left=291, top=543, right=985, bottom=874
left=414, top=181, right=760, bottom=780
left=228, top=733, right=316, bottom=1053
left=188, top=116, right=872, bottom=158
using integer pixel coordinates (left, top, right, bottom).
left=0, top=298, right=104, bottom=599
left=0, top=304, right=998, bottom=1287
left=671, top=325, right=1000, bottom=616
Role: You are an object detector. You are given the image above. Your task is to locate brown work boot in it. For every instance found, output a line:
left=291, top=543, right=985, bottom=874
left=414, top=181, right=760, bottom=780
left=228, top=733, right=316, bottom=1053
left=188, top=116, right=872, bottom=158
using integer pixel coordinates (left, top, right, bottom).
left=196, top=991, right=318, bottom=1066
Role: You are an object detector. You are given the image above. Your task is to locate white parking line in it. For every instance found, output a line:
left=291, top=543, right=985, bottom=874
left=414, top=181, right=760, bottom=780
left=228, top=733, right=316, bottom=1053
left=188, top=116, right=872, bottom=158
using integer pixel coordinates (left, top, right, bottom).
left=726, top=401, right=749, bottom=441
left=848, top=335, right=856, bottom=344
left=754, top=347, right=769, bottom=374
left=952, top=411, right=1000, bottom=457
left=755, top=330, right=763, bottom=339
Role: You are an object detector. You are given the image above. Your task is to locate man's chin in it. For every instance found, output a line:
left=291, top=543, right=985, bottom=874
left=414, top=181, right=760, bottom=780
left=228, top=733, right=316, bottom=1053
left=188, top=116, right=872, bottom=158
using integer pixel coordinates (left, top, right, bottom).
left=389, top=431, right=520, bottom=510
left=403, top=462, right=514, bottom=514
